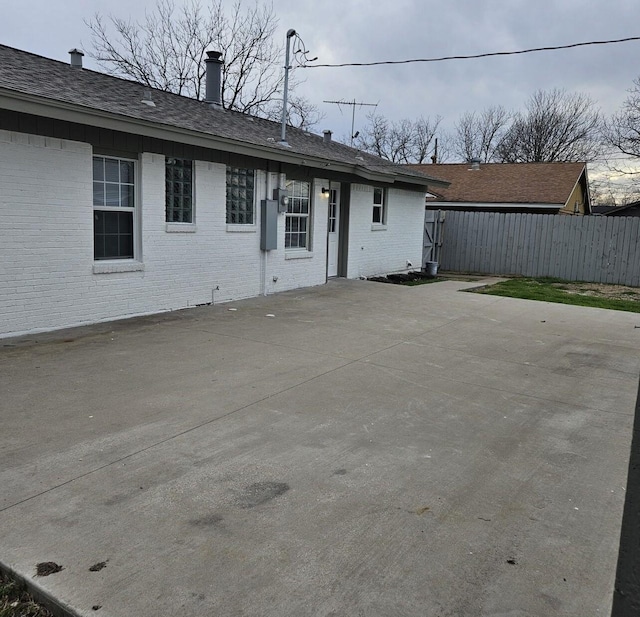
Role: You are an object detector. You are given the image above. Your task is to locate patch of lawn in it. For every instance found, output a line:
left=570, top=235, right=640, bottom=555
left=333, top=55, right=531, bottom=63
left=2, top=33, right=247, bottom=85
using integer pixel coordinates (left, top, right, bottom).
left=0, top=572, right=53, bottom=617
left=473, top=278, right=640, bottom=313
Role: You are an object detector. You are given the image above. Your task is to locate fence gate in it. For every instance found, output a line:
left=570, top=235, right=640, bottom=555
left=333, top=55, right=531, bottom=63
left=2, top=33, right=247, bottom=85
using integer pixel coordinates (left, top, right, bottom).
left=423, top=209, right=444, bottom=267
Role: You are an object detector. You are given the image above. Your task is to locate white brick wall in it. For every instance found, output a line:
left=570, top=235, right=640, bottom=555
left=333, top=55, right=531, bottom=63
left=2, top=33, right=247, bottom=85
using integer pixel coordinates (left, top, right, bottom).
left=346, top=184, right=425, bottom=279
left=0, top=131, right=94, bottom=336
left=0, top=131, right=333, bottom=337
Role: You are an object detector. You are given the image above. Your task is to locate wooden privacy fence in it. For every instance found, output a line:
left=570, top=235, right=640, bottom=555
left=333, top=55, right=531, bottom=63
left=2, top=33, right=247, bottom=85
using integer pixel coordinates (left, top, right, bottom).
left=439, top=211, right=640, bottom=287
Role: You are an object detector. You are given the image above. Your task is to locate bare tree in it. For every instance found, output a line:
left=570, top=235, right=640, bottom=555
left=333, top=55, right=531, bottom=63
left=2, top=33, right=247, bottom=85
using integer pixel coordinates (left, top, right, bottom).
left=85, top=0, right=321, bottom=127
left=495, top=89, right=602, bottom=163
left=604, top=77, right=640, bottom=160
left=590, top=173, right=640, bottom=206
left=262, top=95, right=325, bottom=132
left=452, top=106, right=510, bottom=162
left=355, top=113, right=442, bottom=164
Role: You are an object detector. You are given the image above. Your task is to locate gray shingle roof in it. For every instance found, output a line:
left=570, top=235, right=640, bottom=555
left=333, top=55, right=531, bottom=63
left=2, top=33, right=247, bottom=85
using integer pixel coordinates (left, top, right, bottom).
left=0, top=44, right=446, bottom=188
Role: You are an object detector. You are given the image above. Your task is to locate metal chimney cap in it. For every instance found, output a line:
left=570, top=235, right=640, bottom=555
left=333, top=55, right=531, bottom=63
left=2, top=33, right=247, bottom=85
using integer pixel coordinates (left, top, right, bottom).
left=206, top=51, right=223, bottom=62
left=68, top=48, right=84, bottom=68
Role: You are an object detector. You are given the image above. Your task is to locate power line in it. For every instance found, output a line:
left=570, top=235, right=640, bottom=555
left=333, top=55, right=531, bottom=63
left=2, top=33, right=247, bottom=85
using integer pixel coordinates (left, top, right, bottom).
left=302, top=36, right=640, bottom=69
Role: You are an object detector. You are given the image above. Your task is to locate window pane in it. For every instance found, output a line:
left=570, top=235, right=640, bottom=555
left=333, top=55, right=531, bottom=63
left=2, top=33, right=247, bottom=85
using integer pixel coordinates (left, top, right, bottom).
left=120, top=232, right=133, bottom=257
left=119, top=211, right=133, bottom=233
left=373, top=188, right=383, bottom=205
left=105, top=211, right=120, bottom=233
left=105, top=159, right=120, bottom=183
left=120, top=161, right=134, bottom=184
left=120, top=184, right=133, bottom=207
left=104, top=234, right=119, bottom=257
left=93, top=158, right=104, bottom=181
left=93, top=182, right=105, bottom=207
left=106, top=184, right=120, bottom=206
left=94, top=211, right=105, bottom=234
left=94, top=211, right=133, bottom=260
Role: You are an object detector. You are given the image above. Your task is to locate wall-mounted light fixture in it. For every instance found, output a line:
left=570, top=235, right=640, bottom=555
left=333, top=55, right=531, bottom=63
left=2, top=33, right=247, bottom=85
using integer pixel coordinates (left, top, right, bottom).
left=321, top=186, right=329, bottom=196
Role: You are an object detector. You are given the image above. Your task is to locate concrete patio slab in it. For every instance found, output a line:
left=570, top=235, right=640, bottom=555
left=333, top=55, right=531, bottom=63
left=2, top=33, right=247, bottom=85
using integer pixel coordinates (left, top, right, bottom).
left=1, top=278, right=638, bottom=616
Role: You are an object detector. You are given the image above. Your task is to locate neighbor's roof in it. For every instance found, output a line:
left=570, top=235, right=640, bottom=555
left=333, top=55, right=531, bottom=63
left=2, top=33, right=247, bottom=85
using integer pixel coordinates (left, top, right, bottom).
left=0, top=44, right=446, bottom=189
left=592, top=201, right=640, bottom=215
left=409, top=162, right=587, bottom=205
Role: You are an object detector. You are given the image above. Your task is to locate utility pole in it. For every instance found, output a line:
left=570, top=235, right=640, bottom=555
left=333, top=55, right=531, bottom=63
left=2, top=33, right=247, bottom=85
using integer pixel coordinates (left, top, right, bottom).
left=323, top=99, right=378, bottom=147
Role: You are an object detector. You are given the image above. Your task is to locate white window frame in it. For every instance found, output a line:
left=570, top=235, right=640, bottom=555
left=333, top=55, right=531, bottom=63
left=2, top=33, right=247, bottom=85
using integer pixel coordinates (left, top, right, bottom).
left=372, top=187, right=387, bottom=225
left=285, top=179, right=312, bottom=251
left=92, top=155, right=138, bottom=262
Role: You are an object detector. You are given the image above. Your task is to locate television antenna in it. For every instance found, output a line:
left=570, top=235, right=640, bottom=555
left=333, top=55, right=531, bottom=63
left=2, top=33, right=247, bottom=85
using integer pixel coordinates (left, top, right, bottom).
left=323, top=99, right=378, bottom=146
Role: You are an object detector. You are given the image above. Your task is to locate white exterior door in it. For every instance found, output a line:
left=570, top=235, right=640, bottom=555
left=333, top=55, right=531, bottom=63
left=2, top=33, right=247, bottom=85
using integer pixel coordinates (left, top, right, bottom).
left=327, top=183, right=340, bottom=277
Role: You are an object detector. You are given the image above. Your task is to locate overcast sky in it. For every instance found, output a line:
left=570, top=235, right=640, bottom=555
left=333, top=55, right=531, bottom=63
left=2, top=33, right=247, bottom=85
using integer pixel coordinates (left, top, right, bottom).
left=2, top=0, right=639, bottom=176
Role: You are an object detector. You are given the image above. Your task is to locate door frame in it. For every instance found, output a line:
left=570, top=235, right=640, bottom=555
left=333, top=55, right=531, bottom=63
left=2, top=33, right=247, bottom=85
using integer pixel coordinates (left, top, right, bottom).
left=326, top=182, right=340, bottom=278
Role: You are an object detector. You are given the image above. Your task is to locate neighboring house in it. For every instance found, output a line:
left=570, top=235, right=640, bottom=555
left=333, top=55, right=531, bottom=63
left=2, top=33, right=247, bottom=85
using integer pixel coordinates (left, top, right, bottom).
left=409, top=161, right=591, bottom=215
left=592, top=202, right=640, bottom=217
left=0, top=45, right=447, bottom=338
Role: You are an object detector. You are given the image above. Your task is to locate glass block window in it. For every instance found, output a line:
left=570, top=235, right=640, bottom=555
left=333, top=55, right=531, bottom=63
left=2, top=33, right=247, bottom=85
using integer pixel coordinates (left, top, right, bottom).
left=373, top=187, right=387, bottom=224
left=226, top=167, right=255, bottom=224
left=165, top=158, right=193, bottom=223
left=93, top=156, right=135, bottom=260
left=285, top=180, right=311, bottom=249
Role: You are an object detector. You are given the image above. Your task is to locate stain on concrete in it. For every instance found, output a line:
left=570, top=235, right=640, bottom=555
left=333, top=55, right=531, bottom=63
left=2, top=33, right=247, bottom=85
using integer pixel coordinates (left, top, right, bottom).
left=333, top=469, right=347, bottom=476
left=36, top=562, right=64, bottom=576
left=191, top=514, right=224, bottom=527
left=237, top=482, right=289, bottom=508
left=89, top=561, right=108, bottom=572
left=540, top=592, right=562, bottom=610
left=102, top=492, right=134, bottom=507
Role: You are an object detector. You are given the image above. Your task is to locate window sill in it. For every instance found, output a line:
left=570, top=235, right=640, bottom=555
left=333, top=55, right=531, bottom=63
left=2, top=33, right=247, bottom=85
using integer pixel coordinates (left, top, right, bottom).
left=166, top=223, right=197, bottom=233
left=285, top=251, right=314, bottom=260
left=93, top=261, right=145, bottom=274
left=226, top=224, right=257, bottom=233
left=371, top=224, right=388, bottom=231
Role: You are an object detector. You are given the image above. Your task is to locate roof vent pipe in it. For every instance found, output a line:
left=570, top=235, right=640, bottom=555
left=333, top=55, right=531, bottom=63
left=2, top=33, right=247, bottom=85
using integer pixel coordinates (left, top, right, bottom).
left=68, top=48, right=84, bottom=68
left=323, top=130, right=332, bottom=144
left=205, top=51, right=223, bottom=108
left=469, top=158, right=481, bottom=170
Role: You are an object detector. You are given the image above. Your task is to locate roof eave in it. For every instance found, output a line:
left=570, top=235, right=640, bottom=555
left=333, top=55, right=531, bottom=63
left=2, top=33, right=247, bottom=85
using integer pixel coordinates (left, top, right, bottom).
left=0, top=88, right=431, bottom=189
left=427, top=201, right=563, bottom=210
